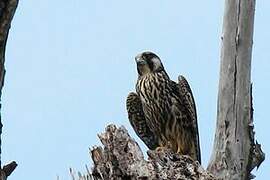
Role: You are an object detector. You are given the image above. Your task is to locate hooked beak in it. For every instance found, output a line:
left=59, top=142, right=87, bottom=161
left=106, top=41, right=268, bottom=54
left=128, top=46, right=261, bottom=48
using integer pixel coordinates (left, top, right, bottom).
left=135, top=54, right=147, bottom=66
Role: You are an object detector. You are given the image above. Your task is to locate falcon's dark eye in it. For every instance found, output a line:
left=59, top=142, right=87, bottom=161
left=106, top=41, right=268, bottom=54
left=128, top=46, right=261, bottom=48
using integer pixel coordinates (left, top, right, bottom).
left=142, top=54, right=147, bottom=61
left=146, top=59, right=154, bottom=71
left=142, top=53, right=154, bottom=61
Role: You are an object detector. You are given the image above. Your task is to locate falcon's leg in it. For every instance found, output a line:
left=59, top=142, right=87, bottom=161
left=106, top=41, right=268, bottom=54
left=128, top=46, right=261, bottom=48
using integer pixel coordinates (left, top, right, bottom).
left=176, top=137, right=198, bottom=162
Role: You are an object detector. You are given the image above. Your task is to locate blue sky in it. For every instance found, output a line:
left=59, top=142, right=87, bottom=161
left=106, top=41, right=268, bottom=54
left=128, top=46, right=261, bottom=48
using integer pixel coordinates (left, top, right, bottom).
left=1, top=1, right=269, bottom=179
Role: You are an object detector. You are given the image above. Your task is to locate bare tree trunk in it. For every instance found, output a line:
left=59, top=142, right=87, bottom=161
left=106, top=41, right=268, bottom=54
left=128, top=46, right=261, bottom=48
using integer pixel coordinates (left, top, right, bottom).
left=0, top=0, right=19, bottom=179
left=207, top=0, right=264, bottom=179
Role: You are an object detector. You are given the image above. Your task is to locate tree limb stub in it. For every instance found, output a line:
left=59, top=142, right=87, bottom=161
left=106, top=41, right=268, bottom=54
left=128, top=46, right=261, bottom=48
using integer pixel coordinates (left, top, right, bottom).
left=2, top=161, right=17, bottom=177
left=74, top=124, right=216, bottom=180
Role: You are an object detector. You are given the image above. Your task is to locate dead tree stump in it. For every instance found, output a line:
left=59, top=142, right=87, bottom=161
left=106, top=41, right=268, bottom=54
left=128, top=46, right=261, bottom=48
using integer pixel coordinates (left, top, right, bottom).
left=72, top=124, right=216, bottom=180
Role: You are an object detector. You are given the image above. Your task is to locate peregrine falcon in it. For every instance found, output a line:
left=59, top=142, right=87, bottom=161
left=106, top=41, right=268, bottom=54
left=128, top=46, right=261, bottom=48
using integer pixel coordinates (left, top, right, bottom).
left=126, top=51, right=201, bottom=163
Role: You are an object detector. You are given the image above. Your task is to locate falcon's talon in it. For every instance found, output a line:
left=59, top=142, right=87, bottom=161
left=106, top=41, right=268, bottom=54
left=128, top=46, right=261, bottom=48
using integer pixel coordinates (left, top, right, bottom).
left=155, top=146, right=167, bottom=152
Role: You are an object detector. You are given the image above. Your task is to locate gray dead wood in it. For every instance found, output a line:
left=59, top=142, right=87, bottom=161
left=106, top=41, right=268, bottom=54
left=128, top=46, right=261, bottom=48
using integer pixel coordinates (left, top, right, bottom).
left=0, top=0, right=19, bottom=179
left=72, top=124, right=216, bottom=180
left=207, top=0, right=265, bottom=179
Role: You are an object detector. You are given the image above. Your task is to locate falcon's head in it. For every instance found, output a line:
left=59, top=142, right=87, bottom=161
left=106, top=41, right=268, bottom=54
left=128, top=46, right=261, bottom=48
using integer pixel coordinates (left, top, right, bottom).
left=135, top=51, right=164, bottom=76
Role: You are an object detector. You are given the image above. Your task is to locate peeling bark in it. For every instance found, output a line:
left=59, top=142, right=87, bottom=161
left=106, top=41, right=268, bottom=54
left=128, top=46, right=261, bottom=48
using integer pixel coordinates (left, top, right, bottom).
left=72, top=125, right=216, bottom=180
left=207, top=0, right=264, bottom=179
left=0, top=0, right=19, bottom=179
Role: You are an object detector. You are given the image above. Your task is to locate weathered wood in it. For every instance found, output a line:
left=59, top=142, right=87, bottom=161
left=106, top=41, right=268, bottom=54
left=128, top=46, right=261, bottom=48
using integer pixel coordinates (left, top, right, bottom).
left=73, top=124, right=216, bottom=180
left=207, top=0, right=264, bottom=179
left=0, top=0, right=19, bottom=179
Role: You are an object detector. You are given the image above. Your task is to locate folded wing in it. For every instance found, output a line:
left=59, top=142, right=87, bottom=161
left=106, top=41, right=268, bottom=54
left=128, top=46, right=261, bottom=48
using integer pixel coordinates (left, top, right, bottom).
left=126, top=92, right=159, bottom=150
left=177, top=75, right=201, bottom=163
